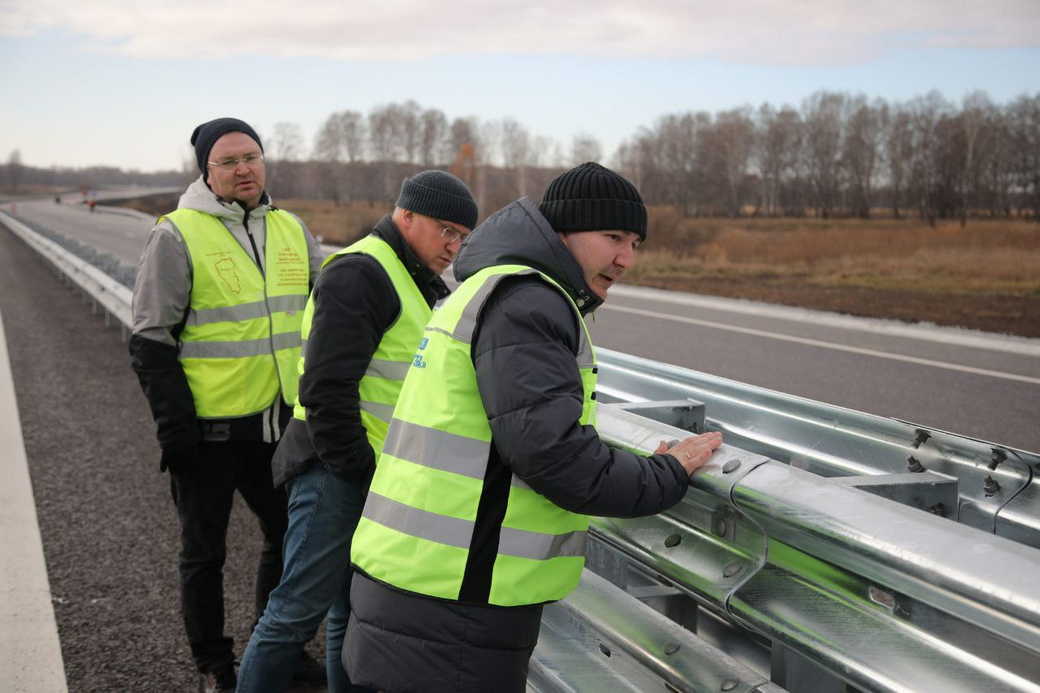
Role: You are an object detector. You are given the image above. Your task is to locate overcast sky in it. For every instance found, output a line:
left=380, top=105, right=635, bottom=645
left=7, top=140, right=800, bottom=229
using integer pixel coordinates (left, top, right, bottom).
left=2, top=0, right=1038, bottom=172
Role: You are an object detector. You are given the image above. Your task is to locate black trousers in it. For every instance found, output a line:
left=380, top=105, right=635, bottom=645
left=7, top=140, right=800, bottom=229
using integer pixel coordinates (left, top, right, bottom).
left=169, top=440, right=289, bottom=673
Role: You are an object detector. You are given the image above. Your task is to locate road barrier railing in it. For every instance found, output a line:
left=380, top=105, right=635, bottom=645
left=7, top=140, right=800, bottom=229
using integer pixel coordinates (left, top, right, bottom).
left=596, top=349, right=1040, bottom=548
left=5, top=211, right=1039, bottom=692
left=583, top=403, right=1040, bottom=692
left=0, top=210, right=132, bottom=335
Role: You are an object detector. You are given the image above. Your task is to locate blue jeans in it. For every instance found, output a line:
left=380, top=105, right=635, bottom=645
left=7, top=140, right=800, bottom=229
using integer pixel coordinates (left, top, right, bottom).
left=236, top=463, right=370, bottom=693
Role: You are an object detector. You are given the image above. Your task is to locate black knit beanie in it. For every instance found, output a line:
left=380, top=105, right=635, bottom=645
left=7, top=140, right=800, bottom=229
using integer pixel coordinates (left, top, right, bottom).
left=538, top=162, right=647, bottom=240
left=190, top=117, right=264, bottom=180
left=396, top=170, right=478, bottom=229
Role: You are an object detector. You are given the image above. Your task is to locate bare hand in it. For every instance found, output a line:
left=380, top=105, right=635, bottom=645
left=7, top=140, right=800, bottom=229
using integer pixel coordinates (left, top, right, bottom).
left=654, top=432, right=723, bottom=476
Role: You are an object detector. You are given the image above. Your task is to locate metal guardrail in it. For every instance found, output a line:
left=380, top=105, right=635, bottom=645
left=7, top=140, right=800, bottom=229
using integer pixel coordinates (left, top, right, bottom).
left=592, top=404, right=1040, bottom=692
left=0, top=211, right=133, bottom=334
left=5, top=212, right=1039, bottom=692
left=596, top=349, right=1040, bottom=548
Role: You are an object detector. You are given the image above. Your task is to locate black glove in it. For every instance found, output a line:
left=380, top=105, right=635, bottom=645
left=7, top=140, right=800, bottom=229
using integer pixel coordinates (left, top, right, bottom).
left=160, top=444, right=199, bottom=475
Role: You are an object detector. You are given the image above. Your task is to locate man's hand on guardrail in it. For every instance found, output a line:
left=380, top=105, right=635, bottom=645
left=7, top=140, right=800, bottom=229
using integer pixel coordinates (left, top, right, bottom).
left=656, top=432, right=723, bottom=476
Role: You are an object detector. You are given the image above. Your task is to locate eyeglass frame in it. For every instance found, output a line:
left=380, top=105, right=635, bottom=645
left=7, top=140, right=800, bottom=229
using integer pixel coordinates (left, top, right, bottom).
left=435, top=220, right=469, bottom=245
left=207, top=152, right=265, bottom=171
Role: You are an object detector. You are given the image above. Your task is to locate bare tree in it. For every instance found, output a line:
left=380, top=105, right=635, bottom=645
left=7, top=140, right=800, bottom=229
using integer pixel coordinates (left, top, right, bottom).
left=529, top=135, right=553, bottom=169
left=419, top=108, right=447, bottom=166
left=1008, top=93, right=1040, bottom=219
left=754, top=105, right=802, bottom=216
left=886, top=107, right=915, bottom=219
left=570, top=133, right=602, bottom=165
left=958, top=91, right=993, bottom=226
left=980, top=103, right=1015, bottom=217
left=445, top=117, right=479, bottom=168
left=368, top=104, right=403, bottom=163
left=501, top=118, right=531, bottom=195
left=712, top=108, right=755, bottom=217
left=906, top=91, right=953, bottom=225
left=268, top=122, right=305, bottom=196
left=6, top=149, right=23, bottom=191
left=842, top=96, right=886, bottom=218
left=271, top=122, right=304, bottom=162
left=314, top=113, right=344, bottom=162
left=801, top=91, right=846, bottom=218
left=479, top=119, right=503, bottom=167
left=398, top=100, right=423, bottom=164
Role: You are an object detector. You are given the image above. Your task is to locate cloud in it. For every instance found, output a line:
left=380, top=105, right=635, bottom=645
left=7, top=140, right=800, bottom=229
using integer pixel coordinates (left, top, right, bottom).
left=2, top=0, right=1038, bottom=65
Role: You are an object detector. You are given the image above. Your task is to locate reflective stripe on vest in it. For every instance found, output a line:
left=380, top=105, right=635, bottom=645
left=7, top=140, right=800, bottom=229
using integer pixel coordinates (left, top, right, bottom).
left=169, top=208, right=309, bottom=418
left=352, top=264, right=597, bottom=607
left=292, top=235, right=431, bottom=457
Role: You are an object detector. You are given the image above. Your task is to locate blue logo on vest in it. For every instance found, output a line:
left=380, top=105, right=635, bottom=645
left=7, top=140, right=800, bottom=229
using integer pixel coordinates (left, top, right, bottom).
left=413, top=337, right=429, bottom=368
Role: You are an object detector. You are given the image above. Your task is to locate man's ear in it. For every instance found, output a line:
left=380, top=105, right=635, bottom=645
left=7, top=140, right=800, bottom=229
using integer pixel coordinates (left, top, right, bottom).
left=399, top=209, right=414, bottom=230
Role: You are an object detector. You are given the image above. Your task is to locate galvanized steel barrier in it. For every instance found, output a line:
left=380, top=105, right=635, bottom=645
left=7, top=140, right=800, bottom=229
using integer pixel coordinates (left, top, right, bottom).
left=4, top=210, right=1039, bottom=692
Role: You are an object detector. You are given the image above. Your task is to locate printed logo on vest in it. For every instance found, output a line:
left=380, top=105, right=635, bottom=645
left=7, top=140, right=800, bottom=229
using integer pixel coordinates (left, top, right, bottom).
left=274, top=246, right=308, bottom=288
left=412, top=336, right=429, bottom=368
left=214, top=256, right=241, bottom=294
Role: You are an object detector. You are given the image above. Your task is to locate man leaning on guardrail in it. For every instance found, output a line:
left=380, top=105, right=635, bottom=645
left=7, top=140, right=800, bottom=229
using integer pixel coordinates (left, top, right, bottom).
left=128, top=117, right=325, bottom=693
left=343, top=162, right=723, bottom=693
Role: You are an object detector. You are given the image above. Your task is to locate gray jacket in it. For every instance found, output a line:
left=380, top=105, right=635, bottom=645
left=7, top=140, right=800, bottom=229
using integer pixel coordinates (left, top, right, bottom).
left=129, top=177, right=324, bottom=458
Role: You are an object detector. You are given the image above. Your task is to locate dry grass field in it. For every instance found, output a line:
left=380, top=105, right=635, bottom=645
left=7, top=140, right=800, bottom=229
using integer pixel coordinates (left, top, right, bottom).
left=278, top=198, right=386, bottom=245
left=633, top=211, right=1040, bottom=336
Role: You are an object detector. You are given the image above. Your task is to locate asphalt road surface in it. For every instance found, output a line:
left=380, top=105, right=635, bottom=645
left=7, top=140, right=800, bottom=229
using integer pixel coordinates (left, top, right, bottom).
left=5, top=194, right=157, bottom=266
left=9, top=193, right=1040, bottom=453
left=592, top=285, right=1039, bottom=452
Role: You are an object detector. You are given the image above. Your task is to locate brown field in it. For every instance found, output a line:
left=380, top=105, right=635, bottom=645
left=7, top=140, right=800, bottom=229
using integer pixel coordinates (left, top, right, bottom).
left=278, top=198, right=386, bottom=245
left=115, top=196, right=1040, bottom=337
left=634, top=211, right=1040, bottom=336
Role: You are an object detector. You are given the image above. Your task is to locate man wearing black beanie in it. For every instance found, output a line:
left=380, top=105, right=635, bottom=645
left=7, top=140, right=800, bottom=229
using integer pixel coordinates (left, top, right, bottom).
left=130, top=117, right=325, bottom=692
left=237, top=170, right=477, bottom=693
left=343, top=163, right=722, bottom=692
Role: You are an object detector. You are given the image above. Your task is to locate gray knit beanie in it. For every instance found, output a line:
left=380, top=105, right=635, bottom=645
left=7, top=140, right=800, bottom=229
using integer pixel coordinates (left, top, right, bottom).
left=396, top=170, right=478, bottom=229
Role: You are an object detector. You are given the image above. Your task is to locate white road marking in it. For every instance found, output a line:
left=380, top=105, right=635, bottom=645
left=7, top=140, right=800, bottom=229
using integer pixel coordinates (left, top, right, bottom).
left=603, top=304, right=1040, bottom=386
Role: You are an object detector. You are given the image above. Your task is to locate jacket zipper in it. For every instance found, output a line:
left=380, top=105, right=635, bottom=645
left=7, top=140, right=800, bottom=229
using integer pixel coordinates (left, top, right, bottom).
left=244, top=210, right=284, bottom=438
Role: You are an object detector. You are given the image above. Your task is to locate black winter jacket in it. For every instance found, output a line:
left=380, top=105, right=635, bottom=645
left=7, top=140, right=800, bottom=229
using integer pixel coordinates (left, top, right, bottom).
left=271, top=215, right=448, bottom=487
left=460, top=197, right=689, bottom=524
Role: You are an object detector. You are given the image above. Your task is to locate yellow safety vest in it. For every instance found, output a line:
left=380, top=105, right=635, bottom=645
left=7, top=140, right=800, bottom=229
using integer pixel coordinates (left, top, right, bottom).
left=167, top=208, right=309, bottom=418
left=293, top=234, right=433, bottom=456
left=352, top=264, right=597, bottom=607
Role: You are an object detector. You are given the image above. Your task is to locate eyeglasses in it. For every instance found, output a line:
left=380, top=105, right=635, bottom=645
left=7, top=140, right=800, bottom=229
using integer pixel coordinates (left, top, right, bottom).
left=437, top=222, right=468, bottom=245
left=208, top=152, right=264, bottom=170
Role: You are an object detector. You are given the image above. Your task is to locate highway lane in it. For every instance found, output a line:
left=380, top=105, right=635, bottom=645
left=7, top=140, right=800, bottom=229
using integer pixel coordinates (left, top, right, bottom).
left=9, top=197, right=1040, bottom=452
left=592, top=288, right=1039, bottom=452
left=8, top=195, right=157, bottom=266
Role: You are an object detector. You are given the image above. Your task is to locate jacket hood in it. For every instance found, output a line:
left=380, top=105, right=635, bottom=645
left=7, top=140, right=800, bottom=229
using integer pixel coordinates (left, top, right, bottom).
left=453, top=197, right=602, bottom=314
left=177, top=175, right=272, bottom=222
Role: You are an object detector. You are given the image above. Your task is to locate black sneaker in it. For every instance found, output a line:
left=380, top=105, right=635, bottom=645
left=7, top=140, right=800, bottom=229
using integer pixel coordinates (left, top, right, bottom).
left=291, top=650, right=327, bottom=686
left=198, top=663, right=236, bottom=693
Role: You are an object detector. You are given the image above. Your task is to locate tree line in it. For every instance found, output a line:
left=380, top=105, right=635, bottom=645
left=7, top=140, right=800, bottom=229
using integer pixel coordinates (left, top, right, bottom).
left=4, top=89, right=1038, bottom=223
left=243, top=90, right=1040, bottom=224
left=617, top=90, right=1040, bottom=224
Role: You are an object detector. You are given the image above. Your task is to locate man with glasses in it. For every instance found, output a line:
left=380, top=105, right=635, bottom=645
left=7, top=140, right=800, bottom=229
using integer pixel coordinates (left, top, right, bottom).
left=236, top=170, right=478, bottom=693
left=130, top=117, right=325, bottom=692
